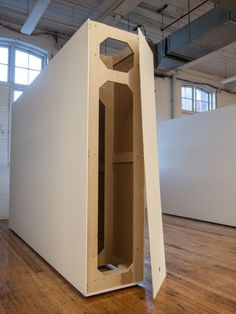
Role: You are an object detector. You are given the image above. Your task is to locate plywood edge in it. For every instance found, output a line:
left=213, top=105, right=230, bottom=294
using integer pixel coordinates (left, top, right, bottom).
left=138, top=29, right=166, bottom=299
left=85, top=281, right=142, bottom=297
left=82, top=18, right=91, bottom=295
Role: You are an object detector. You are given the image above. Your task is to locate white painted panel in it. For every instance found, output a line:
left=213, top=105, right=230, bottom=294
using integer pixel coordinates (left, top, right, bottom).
left=155, top=77, right=172, bottom=121
left=0, top=166, right=9, bottom=219
left=138, top=29, right=166, bottom=298
left=159, top=105, right=236, bottom=227
left=0, top=85, right=9, bottom=167
left=0, top=85, right=10, bottom=219
left=10, top=21, right=89, bottom=295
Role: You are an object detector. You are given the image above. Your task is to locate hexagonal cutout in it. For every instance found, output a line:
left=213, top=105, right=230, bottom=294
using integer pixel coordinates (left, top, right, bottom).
left=100, top=38, right=134, bottom=73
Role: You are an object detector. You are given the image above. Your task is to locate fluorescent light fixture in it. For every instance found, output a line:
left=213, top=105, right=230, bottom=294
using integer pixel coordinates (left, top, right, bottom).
left=221, top=75, right=236, bottom=85
left=21, top=0, right=51, bottom=35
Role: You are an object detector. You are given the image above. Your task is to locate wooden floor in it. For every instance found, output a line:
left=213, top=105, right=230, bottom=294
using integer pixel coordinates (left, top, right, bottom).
left=0, top=215, right=235, bottom=313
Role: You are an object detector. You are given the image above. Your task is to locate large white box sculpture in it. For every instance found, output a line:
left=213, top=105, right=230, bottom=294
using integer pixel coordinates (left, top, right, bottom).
left=10, top=20, right=166, bottom=297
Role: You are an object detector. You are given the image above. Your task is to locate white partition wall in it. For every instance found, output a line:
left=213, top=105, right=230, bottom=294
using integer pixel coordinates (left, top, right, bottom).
left=0, top=85, right=10, bottom=219
left=158, top=104, right=236, bottom=227
left=10, top=20, right=89, bottom=295
left=10, top=20, right=166, bottom=297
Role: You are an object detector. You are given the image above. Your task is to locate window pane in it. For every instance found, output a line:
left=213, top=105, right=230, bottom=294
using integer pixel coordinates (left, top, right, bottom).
left=185, top=99, right=192, bottom=110
left=202, top=102, right=208, bottom=112
left=0, top=64, right=8, bottom=82
left=196, top=89, right=201, bottom=100
left=15, top=50, right=29, bottom=68
left=186, top=87, right=192, bottom=98
left=15, top=67, right=28, bottom=84
left=195, top=100, right=201, bottom=112
left=196, top=100, right=208, bottom=112
left=0, top=47, right=8, bottom=64
left=182, top=98, right=192, bottom=111
left=182, top=86, right=192, bottom=99
left=29, top=55, right=42, bottom=70
left=201, top=91, right=208, bottom=101
left=212, top=93, right=216, bottom=110
left=29, top=69, right=40, bottom=84
left=14, top=90, right=23, bottom=101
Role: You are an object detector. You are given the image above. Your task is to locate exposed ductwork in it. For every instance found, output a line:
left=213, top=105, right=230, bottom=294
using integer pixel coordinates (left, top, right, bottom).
left=155, top=1, right=236, bottom=72
left=211, top=0, right=236, bottom=11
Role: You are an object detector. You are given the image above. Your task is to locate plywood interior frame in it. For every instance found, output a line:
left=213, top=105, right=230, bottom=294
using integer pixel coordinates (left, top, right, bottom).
left=87, top=20, right=145, bottom=294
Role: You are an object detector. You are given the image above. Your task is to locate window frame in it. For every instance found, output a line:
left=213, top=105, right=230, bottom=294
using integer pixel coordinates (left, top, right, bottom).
left=181, top=84, right=216, bottom=113
left=0, top=44, right=10, bottom=82
left=0, top=40, right=48, bottom=164
left=14, top=46, right=46, bottom=87
left=0, top=39, right=48, bottom=100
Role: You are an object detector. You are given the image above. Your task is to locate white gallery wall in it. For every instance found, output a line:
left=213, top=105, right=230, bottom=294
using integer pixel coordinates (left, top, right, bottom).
left=158, top=104, right=236, bottom=227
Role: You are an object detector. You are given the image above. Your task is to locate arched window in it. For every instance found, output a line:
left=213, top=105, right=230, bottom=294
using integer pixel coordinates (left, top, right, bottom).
left=0, top=40, right=48, bottom=101
left=0, top=40, right=48, bottom=166
left=181, top=84, right=216, bottom=113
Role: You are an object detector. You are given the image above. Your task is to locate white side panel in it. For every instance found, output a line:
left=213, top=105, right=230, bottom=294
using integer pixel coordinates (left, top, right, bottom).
left=10, top=21, right=90, bottom=295
left=138, top=30, right=166, bottom=298
left=0, top=85, right=10, bottom=219
left=158, top=105, right=236, bottom=227
left=0, top=166, right=9, bottom=219
left=0, top=85, right=10, bottom=167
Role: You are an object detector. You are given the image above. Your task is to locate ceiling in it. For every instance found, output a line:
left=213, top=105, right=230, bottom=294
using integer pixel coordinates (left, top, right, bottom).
left=191, top=41, right=236, bottom=79
left=0, top=0, right=235, bottom=81
left=0, top=0, right=214, bottom=41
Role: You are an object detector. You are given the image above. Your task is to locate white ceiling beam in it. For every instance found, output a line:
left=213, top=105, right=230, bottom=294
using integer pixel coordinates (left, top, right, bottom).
left=221, top=75, right=236, bottom=85
left=21, top=0, right=51, bottom=35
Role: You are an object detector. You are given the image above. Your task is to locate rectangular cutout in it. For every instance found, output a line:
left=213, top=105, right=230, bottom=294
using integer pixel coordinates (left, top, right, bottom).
left=97, top=81, right=134, bottom=274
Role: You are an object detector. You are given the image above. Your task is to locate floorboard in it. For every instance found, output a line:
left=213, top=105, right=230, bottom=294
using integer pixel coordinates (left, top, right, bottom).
left=0, top=214, right=235, bottom=313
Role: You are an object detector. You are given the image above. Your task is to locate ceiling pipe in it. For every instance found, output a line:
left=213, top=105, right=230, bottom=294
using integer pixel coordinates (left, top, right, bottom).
left=161, top=0, right=209, bottom=32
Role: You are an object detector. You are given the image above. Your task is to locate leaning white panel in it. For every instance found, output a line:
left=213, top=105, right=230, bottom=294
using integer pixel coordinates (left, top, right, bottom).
left=138, top=29, right=166, bottom=298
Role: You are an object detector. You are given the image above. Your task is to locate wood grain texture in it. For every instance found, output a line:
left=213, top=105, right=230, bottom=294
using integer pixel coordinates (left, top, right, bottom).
left=0, top=214, right=235, bottom=313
